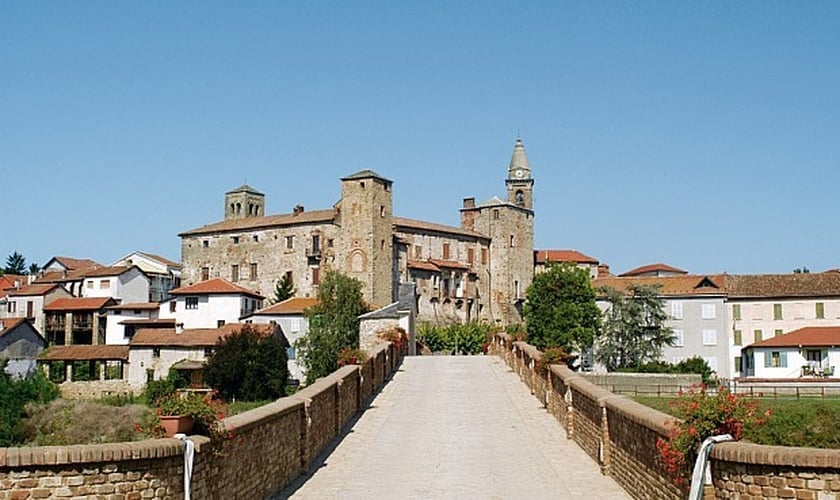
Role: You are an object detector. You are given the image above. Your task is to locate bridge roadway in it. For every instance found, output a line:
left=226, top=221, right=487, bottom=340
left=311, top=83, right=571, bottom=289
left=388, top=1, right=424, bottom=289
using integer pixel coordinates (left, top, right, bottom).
left=274, top=356, right=629, bottom=499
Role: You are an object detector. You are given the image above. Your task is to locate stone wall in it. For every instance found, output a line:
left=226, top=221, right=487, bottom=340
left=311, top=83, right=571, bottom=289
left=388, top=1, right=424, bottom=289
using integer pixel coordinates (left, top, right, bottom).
left=0, top=342, right=401, bottom=499
left=489, top=332, right=840, bottom=500
left=57, top=380, right=135, bottom=399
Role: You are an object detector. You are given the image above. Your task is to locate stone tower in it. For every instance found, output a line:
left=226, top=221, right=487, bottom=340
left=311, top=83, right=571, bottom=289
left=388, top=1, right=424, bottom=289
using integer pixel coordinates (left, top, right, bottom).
left=338, top=170, right=394, bottom=308
left=224, top=185, right=265, bottom=220
left=506, top=138, right=534, bottom=209
left=460, top=138, right=535, bottom=325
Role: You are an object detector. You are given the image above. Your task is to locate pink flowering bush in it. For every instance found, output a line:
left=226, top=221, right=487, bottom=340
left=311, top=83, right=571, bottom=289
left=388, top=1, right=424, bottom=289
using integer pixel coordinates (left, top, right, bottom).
left=656, top=385, right=771, bottom=487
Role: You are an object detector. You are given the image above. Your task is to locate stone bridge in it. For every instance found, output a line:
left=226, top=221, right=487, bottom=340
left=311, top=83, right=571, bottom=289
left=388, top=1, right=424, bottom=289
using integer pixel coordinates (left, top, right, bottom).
left=2, top=336, right=840, bottom=499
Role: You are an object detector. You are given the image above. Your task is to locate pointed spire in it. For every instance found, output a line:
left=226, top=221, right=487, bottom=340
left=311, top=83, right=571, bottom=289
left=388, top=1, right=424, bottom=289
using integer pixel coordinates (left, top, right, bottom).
left=508, top=137, right=531, bottom=174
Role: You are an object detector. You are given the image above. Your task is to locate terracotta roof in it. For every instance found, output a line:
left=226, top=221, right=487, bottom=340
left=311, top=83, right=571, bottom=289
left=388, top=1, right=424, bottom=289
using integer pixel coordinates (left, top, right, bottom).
left=535, top=250, right=598, bottom=265
left=136, top=252, right=182, bottom=269
left=725, top=273, right=840, bottom=299
left=43, top=297, right=114, bottom=311
left=253, top=297, right=319, bottom=316
left=428, top=259, right=470, bottom=270
left=179, top=208, right=337, bottom=236
left=169, top=278, right=264, bottom=299
left=131, top=323, right=280, bottom=347
left=81, top=265, right=136, bottom=278
left=33, top=268, right=89, bottom=284
left=7, top=283, right=61, bottom=297
left=119, top=318, right=176, bottom=326
left=746, top=327, right=840, bottom=349
left=0, top=275, right=27, bottom=292
left=0, top=317, right=27, bottom=336
left=106, top=302, right=161, bottom=311
left=393, top=217, right=488, bottom=240
left=226, top=184, right=263, bottom=195
left=39, top=345, right=129, bottom=361
left=620, top=263, right=688, bottom=277
left=407, top=260, right=442, bottom=272
left=51, top=257, right=101, bottom=270
left=593, top=275, right=726, bottom=297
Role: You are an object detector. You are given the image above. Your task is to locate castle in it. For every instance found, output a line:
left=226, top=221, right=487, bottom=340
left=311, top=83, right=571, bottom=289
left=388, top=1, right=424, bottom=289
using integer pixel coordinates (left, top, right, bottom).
left=179, top=138, right=535, bottom=325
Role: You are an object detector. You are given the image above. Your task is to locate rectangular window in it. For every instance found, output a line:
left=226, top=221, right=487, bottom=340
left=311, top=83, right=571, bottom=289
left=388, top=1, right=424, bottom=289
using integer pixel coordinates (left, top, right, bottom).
left=493, top=209, right=499, bottom=220
left=285, top=270, right=293, bottom=283
left=734, top=330, right=742, bottom=346
left=290, top=318, right=301, bottom=333
left=152, top=348, right=161, bottom=358
left=414, top=246, right=423, bottom=259
left=672, top=329, right=684, bottom=347
left=286, top=235, right=294, bottom=249
left=217, top=320, right=225, bottom=328
left=26, top=301, right=34, bottom=318
left=734, top=356, right=742, bottom=372
left=701, top=304, right=716, bottom=319
left=816, top=302, right=825, bottom=319
left=186, top=297, right=199, bottom=310
left=87, top=281, right=94, bottom=289
left=509, top=235, right=515, bottom=247
left=703, top=329, right=717, bottom=346
left=204, top=347, right=213, bottom=357
left=442, top=243, right=450, bottom=260
left=232, top=236, right=240, bottom=244
left=754, top=329, right=763, bottom=342
left=100, top=279, right=110, bottom=289
left=201, top=267, right=210, bottom=281
left=252, top=235, right=259, bottom=242
left=467, top=248, right=475, bottom=265
left=202, top=240, right=209, bottom=248
left=514, top=280, right=520, bottom=299
left=231, top=264, right=239, bottom=282
left=169, top=301, right=176, bottom=313
left=328, top=238, right=334, bottom=248
left=767, top=351, right=787, bottom=368
left=481, top=248, right=488, bottom=265
left=732, top=304, right=741, bottom=320
left=311, top=234, right=320, bottom=254
left=7, top=302, right=15, bottom=313
left=671, top=301, right=684, bottom=320
left=286, top=346, right=296, bottom=360
left=775, top=329, right=783, bottom=337
left=250, top=263, right=258, bottom=280
left=773, top=303, right=783, bottom=320
left=312, top=267, right=320, bottom=285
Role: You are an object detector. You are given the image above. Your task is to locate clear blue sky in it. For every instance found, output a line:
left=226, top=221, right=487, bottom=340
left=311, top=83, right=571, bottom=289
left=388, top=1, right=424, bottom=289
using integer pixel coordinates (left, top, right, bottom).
left=3, top=2, right=838, bottom=275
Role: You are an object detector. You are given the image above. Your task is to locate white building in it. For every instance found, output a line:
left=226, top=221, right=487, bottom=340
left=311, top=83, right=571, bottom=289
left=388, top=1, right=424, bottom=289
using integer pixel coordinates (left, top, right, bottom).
left=3, top=284, right=72, bottom=333
left=161, top=278, right=264, bottom=329
left=104, top=302, right=162, bottom=345
left=111, top=251, right=182, bottom=302
left=80, top=266, right=151, bottom=304
left=534, top=249, right=601, bottom=279
left=741, top=326, right=840, bottom=379
left=244, top=297, right=318, bottom=384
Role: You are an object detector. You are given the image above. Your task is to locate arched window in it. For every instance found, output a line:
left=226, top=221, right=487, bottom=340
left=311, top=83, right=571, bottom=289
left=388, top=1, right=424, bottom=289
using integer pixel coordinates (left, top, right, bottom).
left=236, top=203, right=242, bottom=214
left=515, top=190, right=525, bottom=205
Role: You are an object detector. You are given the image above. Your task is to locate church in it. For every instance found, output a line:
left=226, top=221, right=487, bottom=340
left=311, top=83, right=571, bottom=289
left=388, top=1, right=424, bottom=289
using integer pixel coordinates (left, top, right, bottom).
left=179, top=138, right=535, bottom=325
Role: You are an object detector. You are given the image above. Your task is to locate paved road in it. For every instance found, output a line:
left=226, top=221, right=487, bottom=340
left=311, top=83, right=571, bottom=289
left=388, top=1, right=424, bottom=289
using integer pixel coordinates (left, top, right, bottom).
left=275, top=356, right=629, bottom=499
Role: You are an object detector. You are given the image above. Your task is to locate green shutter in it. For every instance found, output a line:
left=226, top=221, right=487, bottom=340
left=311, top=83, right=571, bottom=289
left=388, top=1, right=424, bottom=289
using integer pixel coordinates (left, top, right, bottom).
left=775, top=329, right=783, bottom=337
left=733, top=304, right=741, bottom=320
left=780, top=351, right=787, bottom=367
left=764, top=352, right=771, bottom=368
left=755, top=330, right=763, bottom=342
left=734, top=330, right=742, bottom=346
left=816, top=302, right=825, bottom=319
left=774, top=303, right=783, bottom=320
left=734, top=356, right=742, bottom=372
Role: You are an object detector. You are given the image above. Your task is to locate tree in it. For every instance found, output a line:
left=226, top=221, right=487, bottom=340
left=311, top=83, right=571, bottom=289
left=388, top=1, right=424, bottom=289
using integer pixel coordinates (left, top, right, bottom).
left=4, top=252, right=26, bottom=275
left=595, top=284, right=675, bottom=371
left=296, top=270, right=368, bottom=383
left=793, top=267, right=810, bottom=274
left=269, top=273, right=296, bottom=304
left=204, top=325, right=289, bottom=401
left=523, top=263, right=601, bottom=353
left=28, top=263, right=40, bottom=275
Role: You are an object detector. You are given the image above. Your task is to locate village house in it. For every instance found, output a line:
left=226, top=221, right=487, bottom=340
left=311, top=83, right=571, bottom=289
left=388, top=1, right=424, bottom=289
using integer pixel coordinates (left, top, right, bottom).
left=79, top=265, right=152, bottom=304
left=43, top=297, right=116, bottom=346
left=741, top=326, right=840, bottom=379
left=3, top=283, right=72, bottom=333
left=0, top=317, right=46, bottom=378
left=34, top=256, right=101, bottom=297
left=111, top=251, right=182, bottom=302
left=178, top=138, right=536, bottom=326
left=159, top=278, right=264, bottom=329
left=534, top=249, right=602, bottom=279
left=104, top=302, right=163, bottom=344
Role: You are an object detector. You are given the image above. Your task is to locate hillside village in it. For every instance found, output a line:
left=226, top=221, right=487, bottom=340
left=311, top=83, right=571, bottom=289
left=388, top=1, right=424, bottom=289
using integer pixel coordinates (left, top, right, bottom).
left=2, top=138, right=840, bottom=393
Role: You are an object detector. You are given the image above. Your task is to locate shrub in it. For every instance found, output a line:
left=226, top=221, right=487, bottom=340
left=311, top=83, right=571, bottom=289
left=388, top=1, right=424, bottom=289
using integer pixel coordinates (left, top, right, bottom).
left=156, top=391, right=228, bottom=441
left=337, top=347, right=369, bottom=366
left=0, top=366, right=60, bottom=446
left=536, top=347, right=574, bottom=372
left=24, top=399, right=155, bottom=445
left=417, top=322, right=491, bottom=355
left=378, top=327, right=408, bottom=352
left=656, top=385, right=769, bottom=487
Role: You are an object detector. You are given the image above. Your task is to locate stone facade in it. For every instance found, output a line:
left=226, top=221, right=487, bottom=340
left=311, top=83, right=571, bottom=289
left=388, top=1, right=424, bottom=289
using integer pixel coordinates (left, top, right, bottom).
left=179, top=139, right=537, bottom=326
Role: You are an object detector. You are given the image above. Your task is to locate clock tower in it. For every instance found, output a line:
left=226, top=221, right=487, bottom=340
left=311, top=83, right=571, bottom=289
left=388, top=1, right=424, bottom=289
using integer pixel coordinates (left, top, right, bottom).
left=506, top=137, right=534, bottom=209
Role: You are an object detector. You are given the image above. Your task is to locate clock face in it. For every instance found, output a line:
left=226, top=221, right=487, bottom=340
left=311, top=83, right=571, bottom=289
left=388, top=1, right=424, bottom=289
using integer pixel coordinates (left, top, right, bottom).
left=515, top=169, right=525, bottom=178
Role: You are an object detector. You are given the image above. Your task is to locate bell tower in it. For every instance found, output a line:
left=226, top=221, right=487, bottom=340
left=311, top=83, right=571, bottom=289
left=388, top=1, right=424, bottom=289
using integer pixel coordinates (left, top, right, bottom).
left=225, top=185, right=265, bottom=220
left=505, top=138, right=534, bottom=209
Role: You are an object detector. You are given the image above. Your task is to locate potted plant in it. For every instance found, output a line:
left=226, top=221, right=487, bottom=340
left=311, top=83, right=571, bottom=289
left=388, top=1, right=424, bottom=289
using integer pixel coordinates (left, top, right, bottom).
left=156, top=391, right=227, bottom=439
left=337, top=347, right=369, bottom=366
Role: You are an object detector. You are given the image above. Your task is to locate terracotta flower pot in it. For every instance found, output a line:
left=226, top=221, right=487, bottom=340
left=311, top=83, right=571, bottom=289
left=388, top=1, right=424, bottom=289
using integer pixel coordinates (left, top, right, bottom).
left=160, top=415, right=194, bottom=437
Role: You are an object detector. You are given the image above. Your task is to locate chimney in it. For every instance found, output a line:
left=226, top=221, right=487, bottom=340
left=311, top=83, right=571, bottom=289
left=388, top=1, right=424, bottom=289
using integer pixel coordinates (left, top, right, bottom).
left=463, top=197, right=475, bottom=209
left=293, top=205, right=304, bottom=216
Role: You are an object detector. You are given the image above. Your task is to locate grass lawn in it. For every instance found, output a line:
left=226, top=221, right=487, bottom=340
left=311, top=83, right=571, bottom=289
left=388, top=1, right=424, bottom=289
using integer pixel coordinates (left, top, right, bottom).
left=633, top=395, right=840, bottom=449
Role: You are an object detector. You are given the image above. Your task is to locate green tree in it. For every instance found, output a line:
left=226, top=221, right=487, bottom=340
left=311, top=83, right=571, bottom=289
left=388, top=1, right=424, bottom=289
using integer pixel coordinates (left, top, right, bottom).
left=596, top=284, right=675, bottom=371
left=28, top=262, right=40, bottom=275
left=0, top=361, right=60, bottom=446
left=296, top=271, right=368, bottom=383
left=523, top=263, right=601, bottom=353
left=204, top=325, right=289, bottom=401
left=269, top=273, right=296, bottom=304
left=4, top=252, right=26, bottom=275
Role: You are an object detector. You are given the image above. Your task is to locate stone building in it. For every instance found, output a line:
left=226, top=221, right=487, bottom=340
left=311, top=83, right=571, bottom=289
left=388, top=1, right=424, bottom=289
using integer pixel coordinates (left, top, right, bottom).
left=179, top=138, right=536, bottom=325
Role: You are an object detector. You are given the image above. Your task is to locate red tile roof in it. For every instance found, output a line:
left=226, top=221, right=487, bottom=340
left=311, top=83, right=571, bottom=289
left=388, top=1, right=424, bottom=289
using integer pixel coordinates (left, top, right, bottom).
left=51, top=257, right=101, bottom=270
left=179, top=209, right=338, bottom=236
left=746, top=327, right=840, bottom=349
left=136, top=252, right=182, bottom=269
left=593, top=275, right=726, bottom=297
left=407, top=260, right=441, bottom=272
left=620, top=263, right=688, bottom=277
left=81, top=265, right=135, bottom=278
left=43, top=297, right=115, bottom=311
left=724, top=273, right=840, bottom=299
left=0, top=275, right=27, bottom=292
left=535, top=249, right=599, bottom=265
left=39, top=345, right=129, bottom=361
left=253, top=297, right=319, bottom=316
left=106, top=302, right=161, bottom=311
left=130, top=323, right=279, bottom=347
left=33, top=268, right=89, bottom=284
left=393, top=217, right=489, bottom=240
left=428, top=259, right=470, bottom=270
left=169, top=278, right=264, bottom=299
left=119, top=318, right=176, bottom=326
left=7, top=283, right=61, bottom=297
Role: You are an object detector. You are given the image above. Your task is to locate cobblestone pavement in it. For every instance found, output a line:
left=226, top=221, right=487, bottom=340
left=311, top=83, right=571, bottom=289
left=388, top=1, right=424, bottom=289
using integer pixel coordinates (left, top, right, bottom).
left=274, top=356, right=630, bottom=499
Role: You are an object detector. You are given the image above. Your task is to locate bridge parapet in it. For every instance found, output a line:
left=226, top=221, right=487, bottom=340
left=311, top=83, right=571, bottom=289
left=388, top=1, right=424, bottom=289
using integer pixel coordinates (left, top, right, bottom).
left=489, top=332, right=840, bottom=500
